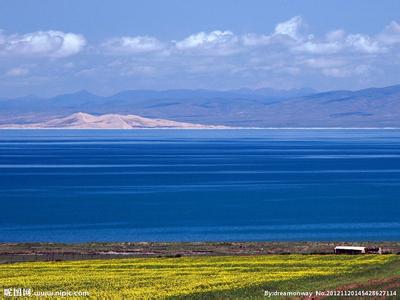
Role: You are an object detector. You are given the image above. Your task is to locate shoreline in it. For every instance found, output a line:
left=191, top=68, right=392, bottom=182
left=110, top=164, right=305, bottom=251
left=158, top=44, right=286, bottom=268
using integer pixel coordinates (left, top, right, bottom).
left=1, top=127, right=400, bottom=130
left=1, top=241, right=399, bottom=264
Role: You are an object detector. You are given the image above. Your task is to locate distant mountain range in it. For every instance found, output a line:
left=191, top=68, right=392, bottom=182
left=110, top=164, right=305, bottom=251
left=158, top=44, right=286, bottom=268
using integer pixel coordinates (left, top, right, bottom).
left=0, top=85, right=399, bottom=127
left=0, top=112, right=226, bottom=129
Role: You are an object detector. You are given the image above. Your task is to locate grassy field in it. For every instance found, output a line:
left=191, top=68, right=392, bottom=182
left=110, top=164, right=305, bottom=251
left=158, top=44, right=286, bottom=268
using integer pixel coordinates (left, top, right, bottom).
left=1, top=254, right=399, bottom=299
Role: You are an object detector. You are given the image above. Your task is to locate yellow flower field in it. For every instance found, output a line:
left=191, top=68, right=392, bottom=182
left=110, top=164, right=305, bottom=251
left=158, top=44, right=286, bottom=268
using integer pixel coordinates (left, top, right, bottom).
left=0, top=255, right=395, bottom=299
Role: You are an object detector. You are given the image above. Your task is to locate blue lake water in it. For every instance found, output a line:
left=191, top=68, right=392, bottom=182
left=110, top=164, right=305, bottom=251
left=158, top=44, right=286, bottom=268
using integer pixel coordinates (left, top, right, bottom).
left=0, top=129, right=399, bottom=242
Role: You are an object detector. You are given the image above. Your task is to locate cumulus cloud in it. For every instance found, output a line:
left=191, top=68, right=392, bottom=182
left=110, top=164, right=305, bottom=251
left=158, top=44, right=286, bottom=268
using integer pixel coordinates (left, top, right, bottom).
left=378, top=21, right=400, bottom=45
left=295, top=41, right=342, bottom=54
left=2, top=16, right=399, bottom=91
left=85, top=16, right=399, bottom=86
left=175, top=30, right=239, bottom=55
left=96, top=16, right=399, bottom=59
left=295, top=30, right=387, bottom=55
left=102, top=36, right=165, bottom=54
left=176, top=30, right=235, bottom=49
left=273, top=16, right=304, bottom=40
left=345, top=34, right=384, bottom=54
left=0, top=30, right=86, bottom=57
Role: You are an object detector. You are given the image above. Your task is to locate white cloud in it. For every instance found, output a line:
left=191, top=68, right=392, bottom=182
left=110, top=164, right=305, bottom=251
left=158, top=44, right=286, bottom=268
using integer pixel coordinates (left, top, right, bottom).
left=345, top=34, right=384, bottom=54
left=271, top=17, right=383, bottom=55
left=273, top=16, right=304, bottom=40
left=0, top=30, right=86, bottom=57
left=5, top=67, right=30, bottom=77
left=172, top=17, right=304, bottom=54
left=295, top=31, right=387, bottom=55
left=3, top=16, right=398, bottom=91
left=175, top=30, right=239, bottom=55
left=102, top=36, right=165, bottom=54
left=378, top=21, right=400, bottom=45
left=176, top=30, right=236, bottom=49
left=95, top=17, right=398, bottom=59
left=293, top=29, right=346, bottom=54
left=295, top=41, right=342, bottom=54
left=86, top=16, right=399, bottom=85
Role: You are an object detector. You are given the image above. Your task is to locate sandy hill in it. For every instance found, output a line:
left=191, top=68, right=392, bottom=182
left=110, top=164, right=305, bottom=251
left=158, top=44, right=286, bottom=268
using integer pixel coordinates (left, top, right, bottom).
left=0, top=112, right=227, bottom=129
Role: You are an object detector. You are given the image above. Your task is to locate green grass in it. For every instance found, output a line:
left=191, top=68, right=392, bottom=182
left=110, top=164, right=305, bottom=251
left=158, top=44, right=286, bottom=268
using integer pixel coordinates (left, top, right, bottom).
left=1, top=255, right=399, bottom=299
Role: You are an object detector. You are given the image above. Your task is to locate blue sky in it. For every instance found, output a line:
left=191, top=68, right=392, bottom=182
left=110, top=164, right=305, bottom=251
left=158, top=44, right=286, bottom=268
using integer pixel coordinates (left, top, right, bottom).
left=0, top=0, right=399, bottom=97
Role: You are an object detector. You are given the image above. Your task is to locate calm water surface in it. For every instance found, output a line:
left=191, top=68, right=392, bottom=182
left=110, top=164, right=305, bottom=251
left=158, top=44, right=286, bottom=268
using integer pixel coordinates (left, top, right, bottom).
left=0, top=129, right=399, bottom=242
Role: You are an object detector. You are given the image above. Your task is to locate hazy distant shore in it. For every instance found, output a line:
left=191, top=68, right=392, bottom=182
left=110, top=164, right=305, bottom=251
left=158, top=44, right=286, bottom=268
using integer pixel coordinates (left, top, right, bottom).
left=1, top=112, right=400, bottom=130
